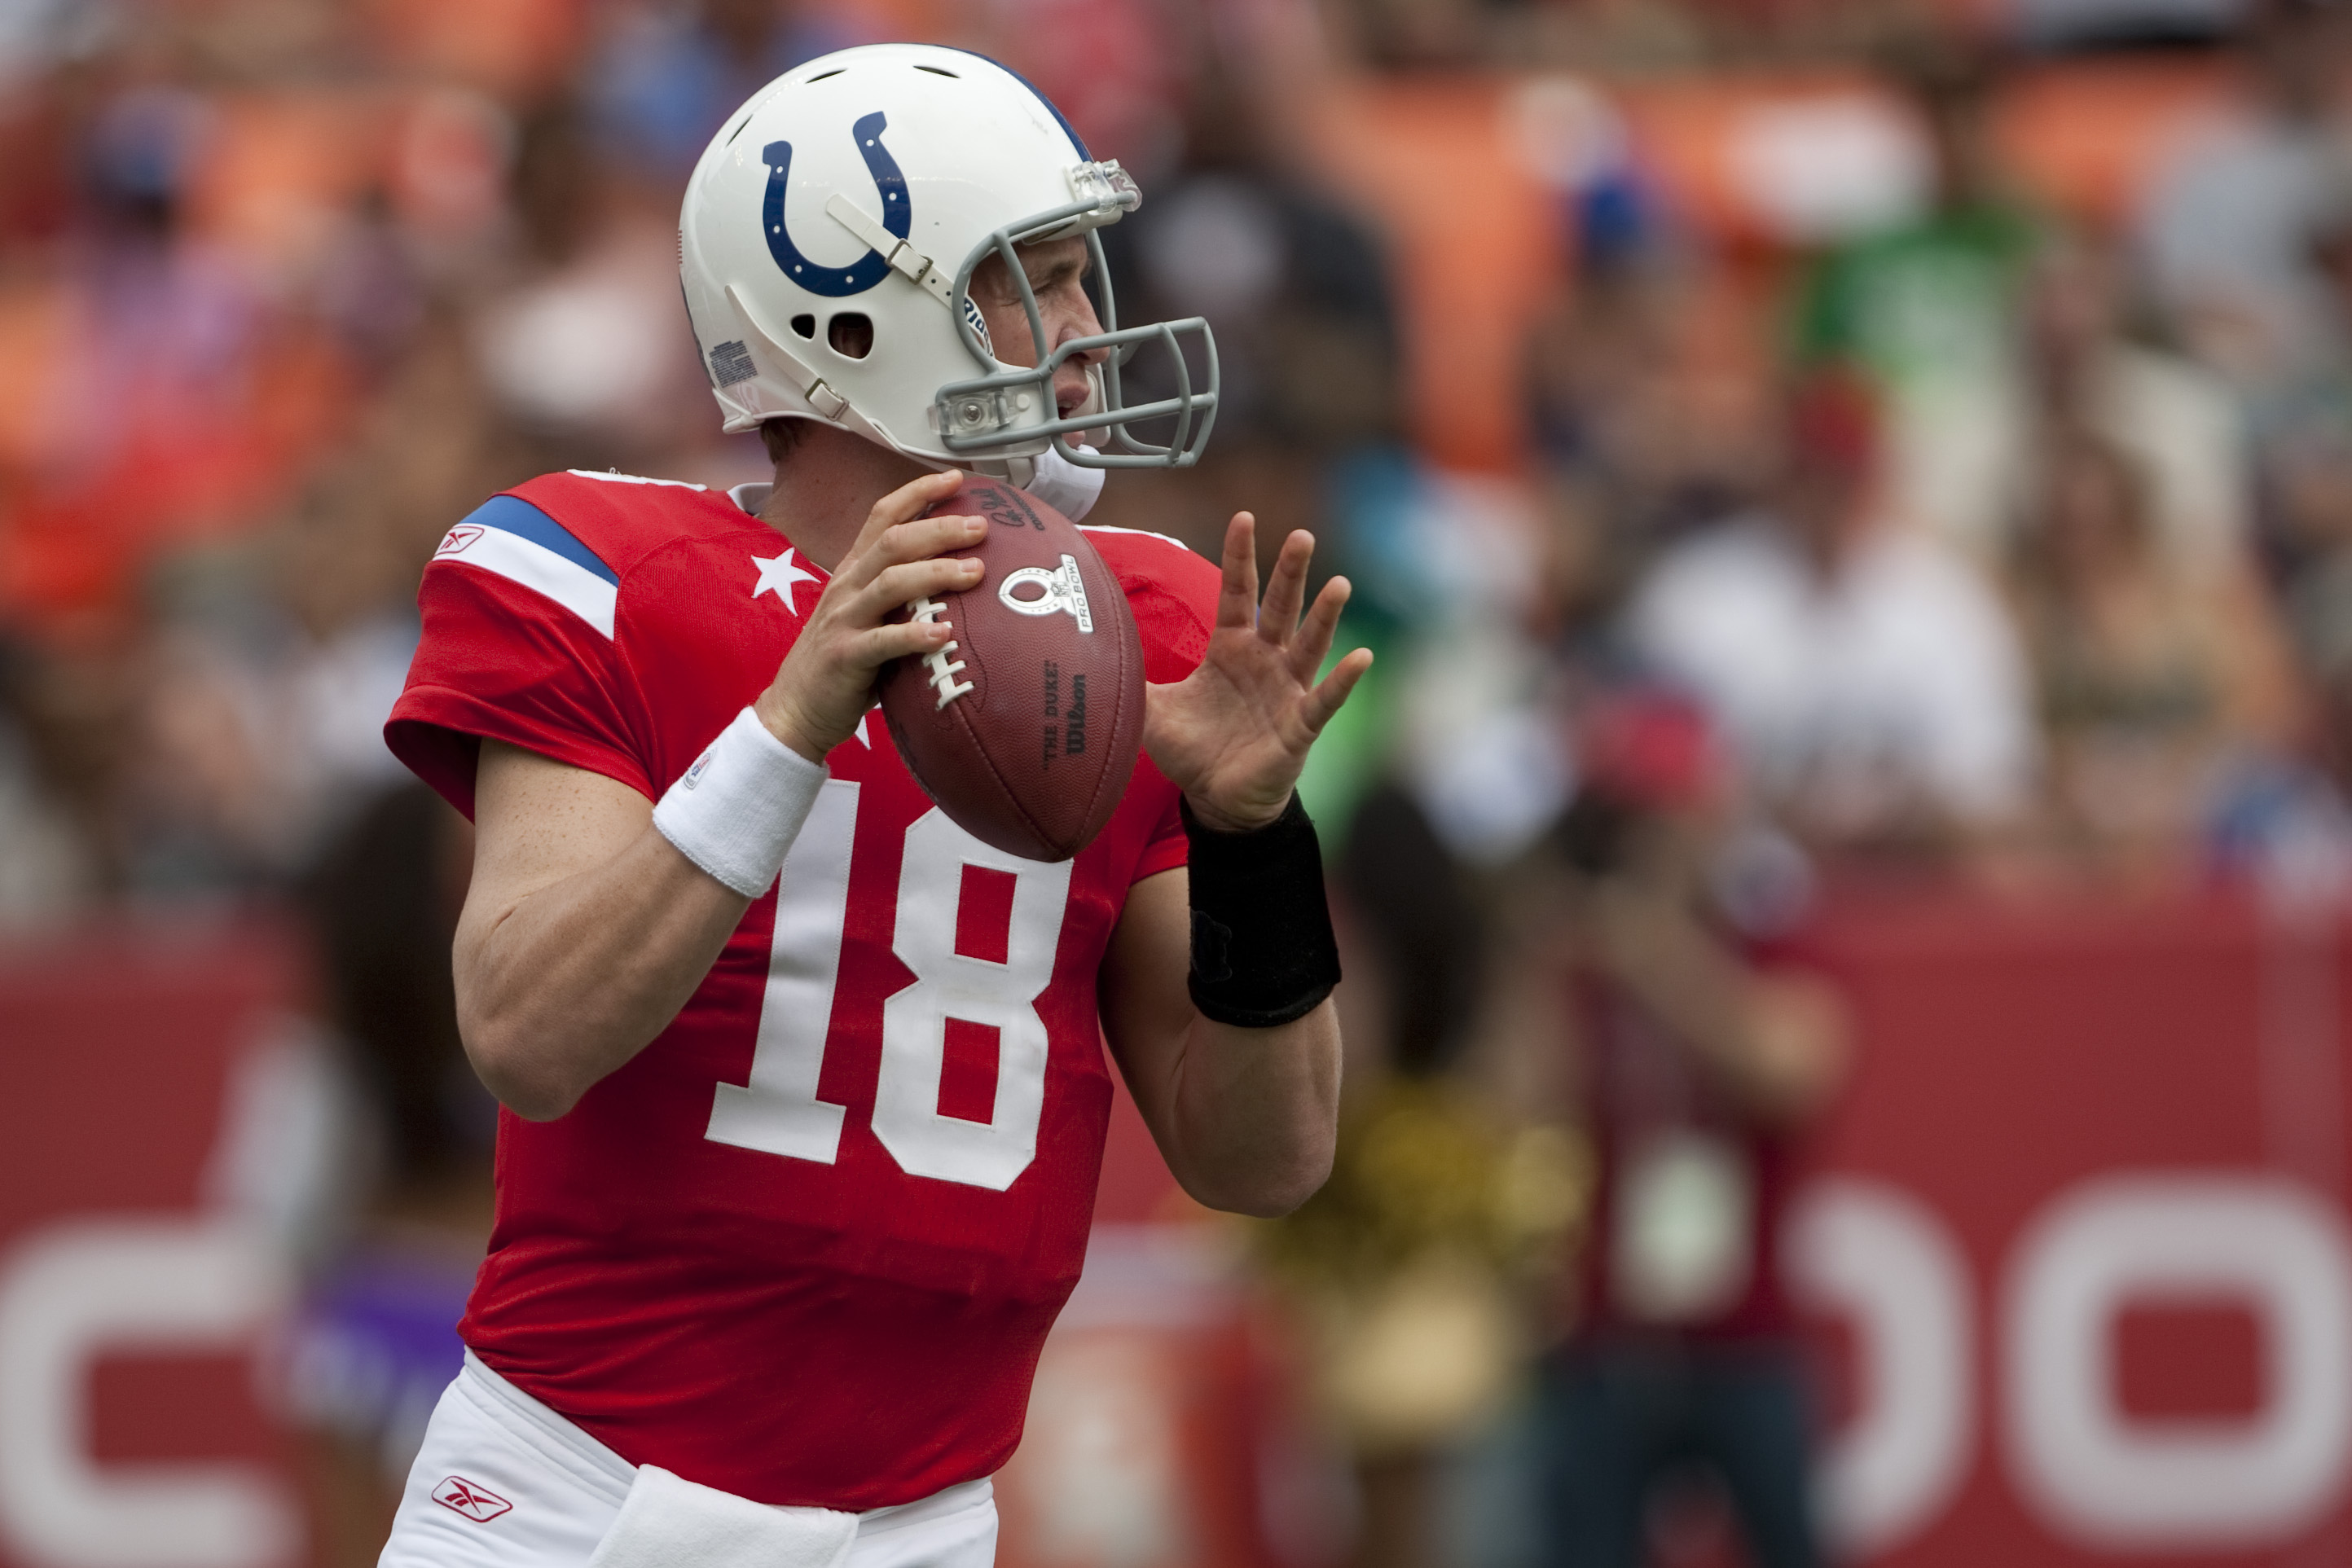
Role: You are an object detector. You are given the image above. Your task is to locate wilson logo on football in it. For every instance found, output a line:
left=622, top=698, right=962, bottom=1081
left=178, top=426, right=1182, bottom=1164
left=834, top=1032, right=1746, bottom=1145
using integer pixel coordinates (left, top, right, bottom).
left=436, top=525, right=485, bottom=556
left=433, top=1476, right=512, bottom=1523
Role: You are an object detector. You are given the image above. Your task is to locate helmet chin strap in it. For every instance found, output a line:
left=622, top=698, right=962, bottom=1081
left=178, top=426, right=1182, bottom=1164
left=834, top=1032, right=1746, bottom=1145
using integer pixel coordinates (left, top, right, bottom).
left=1022, top=444, right=1106, bottom=521
left=961, top=446, right=1101, bottom=521
left=984, top=365, right=1106, bottom=516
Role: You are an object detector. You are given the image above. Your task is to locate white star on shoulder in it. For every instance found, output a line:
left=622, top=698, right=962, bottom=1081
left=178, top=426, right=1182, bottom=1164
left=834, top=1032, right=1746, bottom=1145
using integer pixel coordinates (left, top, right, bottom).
left=853, top=703, right=877, bottom=748
left=751, top=549, right=819, bottom=613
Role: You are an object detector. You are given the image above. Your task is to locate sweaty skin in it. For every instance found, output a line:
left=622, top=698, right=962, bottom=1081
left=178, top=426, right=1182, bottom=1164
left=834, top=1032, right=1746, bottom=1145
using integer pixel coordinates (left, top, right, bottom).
left=451, top=237, right=1369, bottom=1217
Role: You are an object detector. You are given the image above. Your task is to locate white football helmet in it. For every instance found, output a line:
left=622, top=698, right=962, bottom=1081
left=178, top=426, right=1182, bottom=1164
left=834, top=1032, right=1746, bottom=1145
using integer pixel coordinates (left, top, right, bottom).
left=679, top=43, right=1217, bottom=485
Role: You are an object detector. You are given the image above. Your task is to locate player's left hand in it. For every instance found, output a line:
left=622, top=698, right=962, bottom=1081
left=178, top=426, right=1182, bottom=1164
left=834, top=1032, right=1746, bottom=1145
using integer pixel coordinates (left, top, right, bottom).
left=1144, top=513, right=1374, bottom=832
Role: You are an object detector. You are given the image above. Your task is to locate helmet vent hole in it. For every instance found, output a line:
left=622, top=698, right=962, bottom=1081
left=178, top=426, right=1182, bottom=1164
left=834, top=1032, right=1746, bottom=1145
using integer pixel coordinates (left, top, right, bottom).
left=807, top=68, right=846, bottom=82
left=790, top=314, right=816, bottom=340
left=915, top=64, right=959, bottom=77
left=828, top=313, right=874, bottom=360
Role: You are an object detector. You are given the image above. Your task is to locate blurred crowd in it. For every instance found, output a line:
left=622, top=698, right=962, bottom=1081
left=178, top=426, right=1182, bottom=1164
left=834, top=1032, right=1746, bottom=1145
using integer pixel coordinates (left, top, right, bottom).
left=11, top=0, right=2352, bottom=1564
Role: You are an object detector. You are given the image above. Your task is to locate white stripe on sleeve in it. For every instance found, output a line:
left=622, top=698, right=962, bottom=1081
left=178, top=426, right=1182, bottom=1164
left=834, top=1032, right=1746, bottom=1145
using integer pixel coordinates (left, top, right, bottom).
left=436, top=529, right=619, bottom=638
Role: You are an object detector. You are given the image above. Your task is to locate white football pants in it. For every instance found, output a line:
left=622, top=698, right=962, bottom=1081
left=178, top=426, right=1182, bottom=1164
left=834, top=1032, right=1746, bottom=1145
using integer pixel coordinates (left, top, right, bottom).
left=378, top=1352, right=998, bottom=1567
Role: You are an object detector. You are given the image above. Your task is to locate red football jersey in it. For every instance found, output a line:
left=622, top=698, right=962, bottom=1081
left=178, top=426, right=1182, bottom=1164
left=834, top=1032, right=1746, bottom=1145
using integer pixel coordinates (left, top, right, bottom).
left=385, top=469, right=1220, bottom=1509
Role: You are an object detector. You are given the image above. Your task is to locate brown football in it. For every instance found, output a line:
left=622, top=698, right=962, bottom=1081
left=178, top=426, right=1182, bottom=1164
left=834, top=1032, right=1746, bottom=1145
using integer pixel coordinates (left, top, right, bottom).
left=877, top=474, right=1146, bottom=862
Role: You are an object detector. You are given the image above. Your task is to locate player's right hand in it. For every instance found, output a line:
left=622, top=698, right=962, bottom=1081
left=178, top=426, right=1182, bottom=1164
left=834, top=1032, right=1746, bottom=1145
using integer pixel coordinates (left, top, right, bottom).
left=754, top=471, right=987, bottom=763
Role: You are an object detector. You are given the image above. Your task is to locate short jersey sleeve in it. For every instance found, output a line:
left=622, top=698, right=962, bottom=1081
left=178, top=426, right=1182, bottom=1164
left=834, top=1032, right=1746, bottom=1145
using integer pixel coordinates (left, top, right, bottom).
left=386, top=495, right=652, bottom=819
left=1084, top=526, right=1222, bottom=885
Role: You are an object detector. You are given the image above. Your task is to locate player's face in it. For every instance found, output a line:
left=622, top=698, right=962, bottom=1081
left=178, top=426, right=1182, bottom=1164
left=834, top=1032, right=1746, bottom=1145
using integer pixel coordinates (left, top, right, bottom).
left=970, top=237, right=1106, bottom=421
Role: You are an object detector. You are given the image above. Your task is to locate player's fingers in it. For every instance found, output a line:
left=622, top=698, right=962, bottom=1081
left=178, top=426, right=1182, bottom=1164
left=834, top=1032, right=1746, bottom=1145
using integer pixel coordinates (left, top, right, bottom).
left=852, top=556, right=984, bottom=621
left=851, top=470, right=964, bottom=563
left=1215, top=512, right=1259, bottom=631
left=842, top=513, right=985, bottom=590
left=1257, top=529, right=1315, bottom=647
left=837, top=472, right=967, bottom=584
left=1295, top=647, right=1374, bottom=739
left=1288, top=575, right=1352, bottom=683
left=849, top=617, right=956, bottom=673
left=877, top=515, right=988, bottom=572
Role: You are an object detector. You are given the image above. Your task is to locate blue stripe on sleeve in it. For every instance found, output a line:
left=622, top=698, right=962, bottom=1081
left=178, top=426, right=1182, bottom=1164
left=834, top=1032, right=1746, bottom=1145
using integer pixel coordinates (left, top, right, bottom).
left=468, top=495, right=620, bottom=586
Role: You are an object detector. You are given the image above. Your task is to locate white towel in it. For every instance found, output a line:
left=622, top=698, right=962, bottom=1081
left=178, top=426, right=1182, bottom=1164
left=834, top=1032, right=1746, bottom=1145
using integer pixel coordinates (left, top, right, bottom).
left=584, top=1465, right=858, bottom=1568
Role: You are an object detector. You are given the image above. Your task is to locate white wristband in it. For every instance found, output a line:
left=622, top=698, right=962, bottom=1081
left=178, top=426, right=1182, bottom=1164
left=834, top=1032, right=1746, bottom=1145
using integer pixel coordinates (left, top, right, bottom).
left=653, top=707, right=827, bottom=898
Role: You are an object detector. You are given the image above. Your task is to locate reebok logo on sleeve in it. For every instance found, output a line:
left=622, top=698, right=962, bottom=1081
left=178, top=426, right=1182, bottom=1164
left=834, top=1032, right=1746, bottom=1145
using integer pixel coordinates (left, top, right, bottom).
left=430, top=495, right=621, bottom=639
left=433, top=1475, right=514, bottom=1523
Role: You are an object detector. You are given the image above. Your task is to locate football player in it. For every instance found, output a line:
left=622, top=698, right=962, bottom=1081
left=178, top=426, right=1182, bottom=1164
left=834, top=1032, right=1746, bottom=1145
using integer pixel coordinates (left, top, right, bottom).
left=376, top=43, right=1369, bottom=1568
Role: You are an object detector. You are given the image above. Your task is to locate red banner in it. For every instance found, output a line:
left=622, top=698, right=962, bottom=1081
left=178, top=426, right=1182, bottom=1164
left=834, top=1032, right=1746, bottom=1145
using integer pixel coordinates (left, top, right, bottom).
left=0, top=925, right=307, bottom=1568
left=1791, top=891, right=2352, bottom=1567
left=3, top=896, right=2350, bottom=1567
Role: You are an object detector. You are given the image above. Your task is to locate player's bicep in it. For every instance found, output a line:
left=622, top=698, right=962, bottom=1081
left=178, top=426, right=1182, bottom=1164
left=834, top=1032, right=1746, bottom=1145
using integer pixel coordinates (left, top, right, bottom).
left=459, top=739, right=653, bottom=942
left=1097, top=868, right=1197, bottom=1147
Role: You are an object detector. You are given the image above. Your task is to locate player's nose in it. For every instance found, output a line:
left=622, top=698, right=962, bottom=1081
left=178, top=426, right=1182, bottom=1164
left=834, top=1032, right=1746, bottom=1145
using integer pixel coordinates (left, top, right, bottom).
left=1053, top=307, right=1108, bottom=367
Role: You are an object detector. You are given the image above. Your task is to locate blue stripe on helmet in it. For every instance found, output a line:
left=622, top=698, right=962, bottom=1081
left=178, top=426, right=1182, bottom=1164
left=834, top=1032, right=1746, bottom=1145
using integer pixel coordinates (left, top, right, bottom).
left=930, top=47, right=1090, bottom=160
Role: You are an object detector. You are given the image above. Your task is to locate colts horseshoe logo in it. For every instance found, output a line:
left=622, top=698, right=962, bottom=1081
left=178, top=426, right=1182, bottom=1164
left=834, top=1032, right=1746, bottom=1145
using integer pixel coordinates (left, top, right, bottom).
left=761, top=111, right=909, bottom=296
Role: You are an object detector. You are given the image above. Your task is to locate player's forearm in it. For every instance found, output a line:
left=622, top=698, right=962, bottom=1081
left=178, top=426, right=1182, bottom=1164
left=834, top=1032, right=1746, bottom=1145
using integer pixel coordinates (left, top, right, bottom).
left=1158, top=999, right=1341, bottom=1217
left=456, top=828, right=749, bottom=1120
left=1099, top=815, right=1345, bottom=1215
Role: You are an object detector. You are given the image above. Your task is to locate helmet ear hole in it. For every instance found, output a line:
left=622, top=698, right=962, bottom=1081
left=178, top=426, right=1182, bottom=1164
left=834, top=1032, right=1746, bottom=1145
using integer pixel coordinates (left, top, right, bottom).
left=790, top=314, right=816, bottom=340
left=828, top=313, right=874, bottom=360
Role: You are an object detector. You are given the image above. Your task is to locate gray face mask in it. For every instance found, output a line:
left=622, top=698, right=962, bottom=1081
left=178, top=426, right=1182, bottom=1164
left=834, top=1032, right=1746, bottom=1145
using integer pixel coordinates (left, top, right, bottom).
left=934, top=184, right=1220, bottom=472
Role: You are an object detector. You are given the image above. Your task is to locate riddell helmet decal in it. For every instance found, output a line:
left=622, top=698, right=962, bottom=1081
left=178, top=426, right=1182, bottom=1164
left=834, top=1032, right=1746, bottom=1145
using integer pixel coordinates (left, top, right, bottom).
left=760, top=111, right=908, bottom=297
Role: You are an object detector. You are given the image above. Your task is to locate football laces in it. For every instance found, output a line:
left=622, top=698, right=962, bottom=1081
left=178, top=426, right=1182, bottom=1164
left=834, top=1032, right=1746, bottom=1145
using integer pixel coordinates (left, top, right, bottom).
left=906, top=595, right=975, bottom=709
